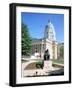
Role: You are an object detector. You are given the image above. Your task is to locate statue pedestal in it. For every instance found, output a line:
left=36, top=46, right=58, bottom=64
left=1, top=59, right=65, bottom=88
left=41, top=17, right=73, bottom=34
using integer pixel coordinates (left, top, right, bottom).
left=43, top=60, right=52, bottom=71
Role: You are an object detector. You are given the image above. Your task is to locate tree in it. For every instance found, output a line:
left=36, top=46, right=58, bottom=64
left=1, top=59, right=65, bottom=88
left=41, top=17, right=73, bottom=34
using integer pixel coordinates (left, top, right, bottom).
left=60, top=46, right=64, bottom=59
left=21, top=23, right=32, bottom=56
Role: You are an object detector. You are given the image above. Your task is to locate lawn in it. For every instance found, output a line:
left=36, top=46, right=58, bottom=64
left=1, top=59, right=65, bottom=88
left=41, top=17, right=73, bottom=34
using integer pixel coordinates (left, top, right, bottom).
left=22, top=59, right=64, bottom=65
left=21, top=59, right=64, bottom=70
left=52, top=59, right=64, bottom=64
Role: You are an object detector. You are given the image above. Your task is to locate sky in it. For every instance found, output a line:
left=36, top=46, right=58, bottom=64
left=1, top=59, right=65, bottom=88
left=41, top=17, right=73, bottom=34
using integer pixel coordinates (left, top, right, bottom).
left=21, top=12, right=64, bottom=43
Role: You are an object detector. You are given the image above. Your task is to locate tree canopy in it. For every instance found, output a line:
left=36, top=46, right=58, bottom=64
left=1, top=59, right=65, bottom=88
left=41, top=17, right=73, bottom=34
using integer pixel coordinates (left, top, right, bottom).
left=21, top=23, right=32, bottom=56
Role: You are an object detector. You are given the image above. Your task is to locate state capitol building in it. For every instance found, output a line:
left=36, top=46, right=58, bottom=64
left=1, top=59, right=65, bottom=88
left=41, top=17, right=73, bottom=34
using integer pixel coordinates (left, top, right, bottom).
left=31, top=20, right=58, bottom=59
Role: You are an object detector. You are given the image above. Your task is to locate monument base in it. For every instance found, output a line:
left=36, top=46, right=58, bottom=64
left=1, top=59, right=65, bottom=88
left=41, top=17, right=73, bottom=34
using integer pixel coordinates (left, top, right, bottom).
left=43, top=60, right=53, bottom=71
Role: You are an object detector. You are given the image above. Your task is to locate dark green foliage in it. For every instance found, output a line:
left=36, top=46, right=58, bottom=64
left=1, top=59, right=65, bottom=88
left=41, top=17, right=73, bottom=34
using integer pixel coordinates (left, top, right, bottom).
left=21, top=23, right=32, bottom=56
left=36, top=61, right=44, bottom=69
left=60, top=46, right=64, bottom=59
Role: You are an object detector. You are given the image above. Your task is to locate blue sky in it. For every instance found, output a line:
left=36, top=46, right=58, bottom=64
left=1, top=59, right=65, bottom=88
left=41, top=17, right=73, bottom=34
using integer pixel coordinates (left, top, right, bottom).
left=21, top=12, right=64, bottom=43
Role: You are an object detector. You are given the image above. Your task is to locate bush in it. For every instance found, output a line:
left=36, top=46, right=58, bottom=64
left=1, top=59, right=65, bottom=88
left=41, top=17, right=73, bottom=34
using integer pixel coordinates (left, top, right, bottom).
left=36, top=61, right=44, bottom=69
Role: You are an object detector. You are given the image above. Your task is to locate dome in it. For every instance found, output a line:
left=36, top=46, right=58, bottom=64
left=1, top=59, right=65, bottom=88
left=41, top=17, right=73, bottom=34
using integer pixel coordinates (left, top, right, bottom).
left=44, top=20, right=56, bottom=41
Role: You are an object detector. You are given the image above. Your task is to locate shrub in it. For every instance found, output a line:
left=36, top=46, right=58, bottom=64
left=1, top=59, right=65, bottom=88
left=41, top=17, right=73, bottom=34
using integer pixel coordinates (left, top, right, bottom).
left=36, top=61, right=44, bottom=69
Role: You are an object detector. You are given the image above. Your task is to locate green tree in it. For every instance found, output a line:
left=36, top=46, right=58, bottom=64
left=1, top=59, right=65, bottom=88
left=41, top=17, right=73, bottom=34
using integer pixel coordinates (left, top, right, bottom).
left=60, top=46, right=64, bottom=59
left=22, top=23, right=32, bottom=56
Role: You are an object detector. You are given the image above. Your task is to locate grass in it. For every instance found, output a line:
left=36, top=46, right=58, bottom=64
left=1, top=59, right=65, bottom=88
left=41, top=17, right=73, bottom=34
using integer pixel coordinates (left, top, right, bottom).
left=21, top=59, right=28, bottom=63
left=34, top=59, right=64, bottom=65
left=52, top=59, right=64, bottom=64
left=21, top=59, right=64, bottom=70
left=22, top=59, right=64, bottom=64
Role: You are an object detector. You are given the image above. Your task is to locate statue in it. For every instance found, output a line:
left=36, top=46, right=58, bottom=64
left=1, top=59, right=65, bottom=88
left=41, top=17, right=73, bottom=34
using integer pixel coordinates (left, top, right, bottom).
left=44, top=49, right=50, bottom=60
